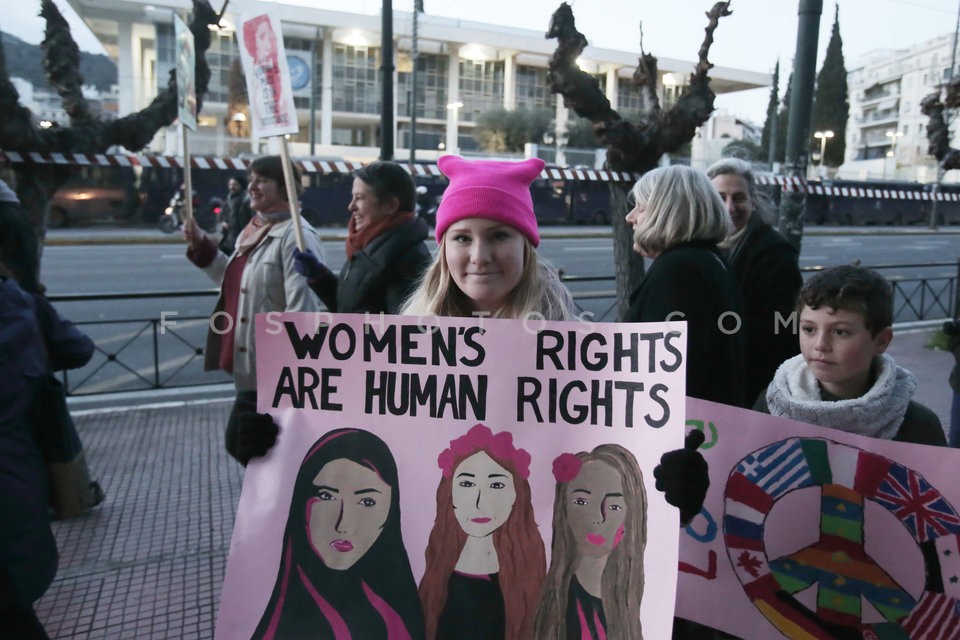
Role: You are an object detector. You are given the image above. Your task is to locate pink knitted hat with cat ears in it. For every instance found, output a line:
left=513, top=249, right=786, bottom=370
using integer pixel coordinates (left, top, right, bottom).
left=434, top=155, right=545, bottom=247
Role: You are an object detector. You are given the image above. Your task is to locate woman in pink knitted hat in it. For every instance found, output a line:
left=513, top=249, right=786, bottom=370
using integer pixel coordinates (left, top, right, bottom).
left=401, top=155, right=575, bottom=321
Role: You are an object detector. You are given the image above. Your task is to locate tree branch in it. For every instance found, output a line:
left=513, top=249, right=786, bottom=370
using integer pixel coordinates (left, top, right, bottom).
left=920, top=87, right=960, bottom=171
left=41, top=0, right=94, bottom=127
left=545, top=1, right=731, bottom=173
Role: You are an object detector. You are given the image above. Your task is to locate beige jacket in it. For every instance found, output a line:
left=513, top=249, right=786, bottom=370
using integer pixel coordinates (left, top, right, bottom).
left=201, top=218, right=323, bottom=391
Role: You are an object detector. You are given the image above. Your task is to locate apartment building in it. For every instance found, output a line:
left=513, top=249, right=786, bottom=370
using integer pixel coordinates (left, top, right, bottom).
left=844, top=33, right=959, bottom=182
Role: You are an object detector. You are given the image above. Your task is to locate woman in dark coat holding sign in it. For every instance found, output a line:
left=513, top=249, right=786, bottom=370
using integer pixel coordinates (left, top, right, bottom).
left=292, top=161, right=432, bottom=314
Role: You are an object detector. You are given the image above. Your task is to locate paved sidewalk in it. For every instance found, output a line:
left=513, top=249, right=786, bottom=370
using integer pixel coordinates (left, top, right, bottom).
left=35, top=400, right=239, bottom=639
left=32, top=329, right=953, bottom=639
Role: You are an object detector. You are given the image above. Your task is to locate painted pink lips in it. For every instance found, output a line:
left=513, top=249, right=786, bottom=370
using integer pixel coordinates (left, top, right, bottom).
left=586, top=533, right=606, bottom=546
left=330, top=540, right=354, bottom=552
left=471, top=517, right=492, bottom=524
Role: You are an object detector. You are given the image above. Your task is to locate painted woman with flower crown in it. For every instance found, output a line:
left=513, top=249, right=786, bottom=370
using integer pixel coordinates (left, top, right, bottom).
left=418, top=423, right=546, bottom=640
left=533, top=444, right=647, bottom=640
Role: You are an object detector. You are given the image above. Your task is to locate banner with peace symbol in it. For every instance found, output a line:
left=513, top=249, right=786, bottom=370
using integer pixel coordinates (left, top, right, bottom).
left=677, top=397, right=960, bottom=639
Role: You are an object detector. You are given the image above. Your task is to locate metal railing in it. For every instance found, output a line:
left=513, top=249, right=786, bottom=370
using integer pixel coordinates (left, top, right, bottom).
left=559, top=261, right=959, bottom=324
left=49, top=261, right=958, bottom=397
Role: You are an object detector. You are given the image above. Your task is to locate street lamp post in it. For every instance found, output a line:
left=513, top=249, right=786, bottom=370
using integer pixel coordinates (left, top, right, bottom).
left=885, top=130, right=903, bottom=180
left=813, top=130, right=834, bottom=175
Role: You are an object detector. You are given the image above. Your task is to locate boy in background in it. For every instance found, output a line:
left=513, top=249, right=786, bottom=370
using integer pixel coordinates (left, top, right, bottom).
left=755, top=264, right=945, bottom=446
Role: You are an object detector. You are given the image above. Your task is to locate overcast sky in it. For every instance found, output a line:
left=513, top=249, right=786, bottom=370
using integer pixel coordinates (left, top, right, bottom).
left=4, top=0, right=958, bottom=122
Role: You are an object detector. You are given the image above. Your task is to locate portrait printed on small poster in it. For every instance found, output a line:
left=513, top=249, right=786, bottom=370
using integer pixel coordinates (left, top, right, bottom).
left=236, top=12, right=299, bottom=139
left=677, top=397, right=960, bottom=639
left=174, top=15, right=196, bottom=131
left=215, top=313, right=690, bottom=640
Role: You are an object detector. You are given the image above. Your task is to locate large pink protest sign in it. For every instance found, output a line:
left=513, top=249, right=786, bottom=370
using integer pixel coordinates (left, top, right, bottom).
left=678, top=397, right=960, bottom=639
left=236, top=12, right=298, bottom=138
left=216, top=313, right=688, bottom=639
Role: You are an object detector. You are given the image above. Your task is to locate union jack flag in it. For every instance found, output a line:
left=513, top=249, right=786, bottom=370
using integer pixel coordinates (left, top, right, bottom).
left=872, top=464, right=960, bottom=543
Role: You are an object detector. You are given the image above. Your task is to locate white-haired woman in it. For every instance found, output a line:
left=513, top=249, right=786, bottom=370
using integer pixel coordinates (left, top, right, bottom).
left=624, top=165, right=746, bottom=409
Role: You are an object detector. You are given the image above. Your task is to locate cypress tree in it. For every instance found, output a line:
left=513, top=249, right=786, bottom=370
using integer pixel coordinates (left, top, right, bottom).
left=811, top=5, right=849, bottom=167
left=776, top=72, right=792, bottom=164
left=761, top=60, right=780, bottom=164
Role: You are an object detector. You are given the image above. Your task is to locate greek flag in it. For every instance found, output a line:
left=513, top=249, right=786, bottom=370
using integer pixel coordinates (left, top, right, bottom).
left=735, top=439, right=812, bottom=499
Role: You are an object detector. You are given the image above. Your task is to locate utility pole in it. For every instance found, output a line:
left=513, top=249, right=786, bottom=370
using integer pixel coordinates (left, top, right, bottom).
left=410, top=0, right=423, bottom=163
left=930, top=0, right=960, bottom=229
left=380, top=0, right=395, bottom=161
left=309, top=26, right=319, bottom=156
left=778, top=0, right=823, bottom=251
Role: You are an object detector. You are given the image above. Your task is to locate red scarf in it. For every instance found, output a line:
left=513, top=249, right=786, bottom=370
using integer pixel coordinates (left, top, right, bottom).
left=345, top=211, right=416, bottom=260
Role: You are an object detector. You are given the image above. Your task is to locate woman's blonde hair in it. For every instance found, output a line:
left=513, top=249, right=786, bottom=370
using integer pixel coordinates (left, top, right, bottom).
left=400, top=236, right=576, bottom=321
left=533, top=444, right=647, bottom=640
left=629, top=165, right=732, bottom=256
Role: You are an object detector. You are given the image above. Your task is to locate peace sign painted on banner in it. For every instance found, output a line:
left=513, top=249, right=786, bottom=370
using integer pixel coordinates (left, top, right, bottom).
left=723, top=438, right=960, bottom=638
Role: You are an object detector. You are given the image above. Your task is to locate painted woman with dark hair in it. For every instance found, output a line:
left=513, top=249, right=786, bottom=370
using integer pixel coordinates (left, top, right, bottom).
left=419, top=423, right=546, bottom=640
left=253, top=428, right=424, bottom=639
left=534, top=444, right=647, bottom=640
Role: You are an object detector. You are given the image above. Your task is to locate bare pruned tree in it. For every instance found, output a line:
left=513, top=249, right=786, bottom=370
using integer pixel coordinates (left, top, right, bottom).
left=545, top=1, right=731, bottom=317
left=921, top=77, right=960, bottom=172
left=0, top=0, right=221, bottom=272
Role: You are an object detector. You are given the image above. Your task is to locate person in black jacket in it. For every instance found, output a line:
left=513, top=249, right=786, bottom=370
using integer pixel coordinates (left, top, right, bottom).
left=707, top=158, right=802, bottom=404
left=217, top=174, right=253, bottom=254
left=623, top=165, right=746, bottom=409
left=293, top=161, right=431, bottom=314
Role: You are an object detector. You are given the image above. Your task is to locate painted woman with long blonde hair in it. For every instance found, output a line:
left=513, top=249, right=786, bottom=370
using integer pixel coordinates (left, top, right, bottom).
left=534, top=444, right=647, bottom=639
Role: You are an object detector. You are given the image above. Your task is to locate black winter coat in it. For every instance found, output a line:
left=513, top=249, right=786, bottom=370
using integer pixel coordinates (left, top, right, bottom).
left=726, top=215, right=803, bottom=402
left=311, top=216, right=431, bottom=314
left=624, top=241, right=747, bottom=408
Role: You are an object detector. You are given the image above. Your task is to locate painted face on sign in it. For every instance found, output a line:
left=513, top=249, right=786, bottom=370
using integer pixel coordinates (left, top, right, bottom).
left=565, top=460, right=627, bottom=559
left=254, top=20, right=276, bottom=62
left=307, top=458, right=392, bottom=570
left=451, top=451, right=517, bottom=538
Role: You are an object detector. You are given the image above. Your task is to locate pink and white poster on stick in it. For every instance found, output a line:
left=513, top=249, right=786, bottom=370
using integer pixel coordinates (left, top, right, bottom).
left=216, top=313, right=688, bottom=639
left=236, top=12, right=298, bottom=139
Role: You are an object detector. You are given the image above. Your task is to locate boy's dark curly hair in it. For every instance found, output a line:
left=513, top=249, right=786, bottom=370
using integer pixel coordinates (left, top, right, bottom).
left=797, top=265, right=893, bottom=336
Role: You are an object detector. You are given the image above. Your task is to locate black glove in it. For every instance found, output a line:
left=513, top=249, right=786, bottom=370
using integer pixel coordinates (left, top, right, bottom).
left=653, top=429, right=709, bottom=526
left=231, top=412, right=279, bottom=466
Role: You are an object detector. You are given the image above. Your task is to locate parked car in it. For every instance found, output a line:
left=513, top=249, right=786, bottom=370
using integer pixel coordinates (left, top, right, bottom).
left=48, top=182, right=139, bottom=228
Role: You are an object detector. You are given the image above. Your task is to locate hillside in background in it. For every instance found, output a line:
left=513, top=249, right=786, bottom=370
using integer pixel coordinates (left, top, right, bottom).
left=1, top=31, right=117, bottom=91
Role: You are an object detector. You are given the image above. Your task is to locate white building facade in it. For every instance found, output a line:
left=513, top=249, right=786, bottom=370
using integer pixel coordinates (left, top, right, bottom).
left=843, top=33, right=960, bottom=183
left=65, top=0, right=767, bottom=162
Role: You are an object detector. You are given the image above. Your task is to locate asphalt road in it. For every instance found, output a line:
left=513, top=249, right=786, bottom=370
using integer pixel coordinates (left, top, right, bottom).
left=39, top=230, right=960, bottom=397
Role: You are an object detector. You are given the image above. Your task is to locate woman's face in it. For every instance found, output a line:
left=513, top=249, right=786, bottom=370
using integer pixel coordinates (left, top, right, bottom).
left=444, top=217, right=526, bottom=315
left=254, top=21, right=275, bottom=61
left=349, top=177, right=396, bottom=232
left=451, top=451, right=517, bottom=538
left=624, top=200, right=655, bottom=258
left=565, top=460, right=627, bottom=559
left=307, top=458, right=392, bottom=570
left=711, top=174, right=754, bottom=232
left=248, top=171, right=286, bottom=213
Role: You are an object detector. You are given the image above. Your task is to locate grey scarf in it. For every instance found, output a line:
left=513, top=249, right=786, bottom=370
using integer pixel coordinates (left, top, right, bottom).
left=765, top=353, right=915, bottom=440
